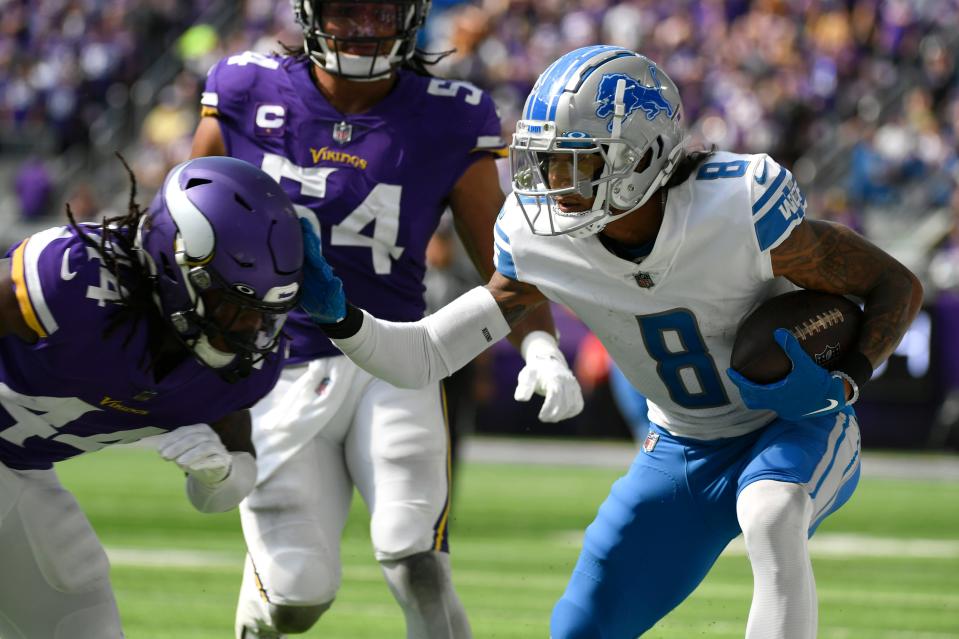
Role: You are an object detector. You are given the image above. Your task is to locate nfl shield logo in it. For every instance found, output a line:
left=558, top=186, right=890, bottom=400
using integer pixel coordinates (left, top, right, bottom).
left=315, top=376, right=332, bottom=396
left=332, top=121, right=352, bottom=145
left=642, top=431, right=660, bottom=453
left=635, top=271, right=655, bottom=289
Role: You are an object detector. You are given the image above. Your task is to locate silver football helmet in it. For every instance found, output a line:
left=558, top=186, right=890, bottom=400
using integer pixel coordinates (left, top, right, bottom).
left=510, top=46, right=686, bottom=238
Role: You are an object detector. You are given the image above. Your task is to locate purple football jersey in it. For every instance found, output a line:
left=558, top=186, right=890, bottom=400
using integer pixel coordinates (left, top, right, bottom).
left=0, top=226, right=285, bottom=470
left=202, top=51, right=505, bottom=363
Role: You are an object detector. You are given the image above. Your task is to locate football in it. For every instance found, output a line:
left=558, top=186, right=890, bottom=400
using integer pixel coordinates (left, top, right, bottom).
left=730, top=290, right=863, bottom=384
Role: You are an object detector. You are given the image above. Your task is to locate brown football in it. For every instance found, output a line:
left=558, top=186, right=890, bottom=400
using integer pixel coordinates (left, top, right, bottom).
left=730, top=290, right=863, bottom=384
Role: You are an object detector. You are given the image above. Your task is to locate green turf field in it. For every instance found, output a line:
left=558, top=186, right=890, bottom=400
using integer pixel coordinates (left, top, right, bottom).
left=57, top=446, right=959, bottom=638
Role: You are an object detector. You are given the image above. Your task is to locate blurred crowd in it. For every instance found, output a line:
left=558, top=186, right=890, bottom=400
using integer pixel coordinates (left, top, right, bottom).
left=427, top=0, right=959, bottom=214
left=0, top=0, right=215, bottom=152
left=6, top=1, right=958, bottom=233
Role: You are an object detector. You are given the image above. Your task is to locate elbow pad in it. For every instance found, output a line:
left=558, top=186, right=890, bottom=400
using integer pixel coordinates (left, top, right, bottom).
left=185, top=451, right=256, bottom=513
left=331, top=286, right=510, bottom=389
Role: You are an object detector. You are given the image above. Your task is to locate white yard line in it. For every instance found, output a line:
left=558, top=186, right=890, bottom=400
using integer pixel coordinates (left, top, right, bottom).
left=461, top=437, right=959, bottom=480
left=106, top=532, right=959, bottom=570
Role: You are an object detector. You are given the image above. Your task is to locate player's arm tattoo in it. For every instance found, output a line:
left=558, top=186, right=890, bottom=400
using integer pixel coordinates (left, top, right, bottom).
left=771, top=219, right=923, bottom=366
left=485, top=272, right=549, bottom=328
left=209, top=410, right=256, bottom=457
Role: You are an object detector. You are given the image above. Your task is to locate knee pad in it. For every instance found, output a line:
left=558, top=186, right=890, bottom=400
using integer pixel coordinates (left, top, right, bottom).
left=255, top=546, right=340, bottom=607
left=268, top=602, right=332, bottom=635
left=246, top=515, right=342, bottom=606
left=370, top=504, right=436, bottom=560
left=19, top=485, right=110, bottom=594
left=738, top=480, right=812, bottom=542
left=551, top=597, right=603, bottom=639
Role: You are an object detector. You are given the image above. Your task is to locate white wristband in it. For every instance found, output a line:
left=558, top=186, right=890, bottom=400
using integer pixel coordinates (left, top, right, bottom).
left=185, top=451, right=256, bottom=513
left=520, top=330, right=562, bottom=362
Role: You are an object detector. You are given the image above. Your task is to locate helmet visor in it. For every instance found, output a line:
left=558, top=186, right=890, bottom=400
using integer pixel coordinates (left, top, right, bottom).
left=318, top=2, right=407, bottom=55
left=200, top=289, right=295, bottom=356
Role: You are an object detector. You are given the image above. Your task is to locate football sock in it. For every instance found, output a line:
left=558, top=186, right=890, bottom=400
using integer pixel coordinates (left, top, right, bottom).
left=737, top=480, right=818, bottom=639
left=380, top=551, right=472, bottom=639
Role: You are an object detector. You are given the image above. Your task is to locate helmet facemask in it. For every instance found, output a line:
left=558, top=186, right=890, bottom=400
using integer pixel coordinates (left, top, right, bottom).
left=292, top=0, right=427, bottom=81
left=510, top=124, right=651, bottom=238
left=137, top=225, right=300, bottom=379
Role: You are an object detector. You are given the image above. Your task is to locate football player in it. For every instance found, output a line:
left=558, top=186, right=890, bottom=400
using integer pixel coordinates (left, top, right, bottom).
left=189, top=1, right=583, bottom=638
left=299, top=46, right=923, bottom=638
left=0, top=156, right=304, bottom=638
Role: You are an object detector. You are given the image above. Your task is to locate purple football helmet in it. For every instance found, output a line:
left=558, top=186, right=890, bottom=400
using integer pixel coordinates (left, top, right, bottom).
left=135, top=157, right=303, bottom=379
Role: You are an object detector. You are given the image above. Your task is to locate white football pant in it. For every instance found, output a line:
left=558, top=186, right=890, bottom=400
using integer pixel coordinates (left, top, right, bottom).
left=0, top=462, right=121, bottom=638
left=236, top=355, right=465, bottom=636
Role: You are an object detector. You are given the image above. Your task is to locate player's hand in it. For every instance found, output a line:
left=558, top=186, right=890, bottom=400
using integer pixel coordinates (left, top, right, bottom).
left=514, top=331, right=585, bottom=422
left=299, top=217, right=347, bottom=324
left=154, top=423, right=233, bottom=485
left=727, top=328, right=848, bottom=421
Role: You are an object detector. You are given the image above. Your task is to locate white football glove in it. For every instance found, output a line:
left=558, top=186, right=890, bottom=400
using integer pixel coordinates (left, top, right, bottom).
left=514, top=331, right=585, bottom=423
left=154, top=423, right=232, bottom=485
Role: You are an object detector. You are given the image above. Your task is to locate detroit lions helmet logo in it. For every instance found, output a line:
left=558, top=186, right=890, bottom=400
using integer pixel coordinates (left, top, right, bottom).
left=595, top=67, right=675, bottom=132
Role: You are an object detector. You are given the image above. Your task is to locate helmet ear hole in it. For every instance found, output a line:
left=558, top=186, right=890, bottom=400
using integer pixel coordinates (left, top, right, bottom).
left=635, top=148, right=653, bottom=174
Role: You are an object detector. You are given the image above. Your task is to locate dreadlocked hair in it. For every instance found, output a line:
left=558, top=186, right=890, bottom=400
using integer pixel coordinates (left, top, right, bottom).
left=666, top=147, right=717, bottom=189
left=65, top=154, right=159, bottom=354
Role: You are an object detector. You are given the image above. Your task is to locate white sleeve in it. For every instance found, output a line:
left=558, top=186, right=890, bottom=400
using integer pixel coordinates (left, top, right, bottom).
left=331, top=286, right=511, bottom=389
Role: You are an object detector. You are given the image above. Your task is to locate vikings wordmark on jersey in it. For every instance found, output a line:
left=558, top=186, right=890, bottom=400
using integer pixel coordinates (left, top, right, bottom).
left=202, top=51, right=506, bottom=363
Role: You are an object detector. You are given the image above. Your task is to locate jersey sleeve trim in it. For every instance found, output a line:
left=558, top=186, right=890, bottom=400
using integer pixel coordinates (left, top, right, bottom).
left=200, top=92, right=219, bottom=117
left=11, top=228, right=69, bottom=338
left=471, top=135, right=508, bottom=157
left=493, top=220, right=518, bottom=279
left=751, top=164, right=806, bottom=252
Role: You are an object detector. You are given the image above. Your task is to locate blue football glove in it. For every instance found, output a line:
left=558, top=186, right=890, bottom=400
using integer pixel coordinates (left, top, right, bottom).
left=727, top=328, right=849, bottom=421
left=298, top=217, right=346, bottom=324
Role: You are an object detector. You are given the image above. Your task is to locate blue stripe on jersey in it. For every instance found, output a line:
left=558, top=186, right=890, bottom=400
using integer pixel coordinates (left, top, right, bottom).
left=524, top=45, right=624, bottom=121
left=751, top=166, right=788, bottom=214
left=754, top=177, right=806, bottom=251
left=494, top=222, right=510, bottom=246
left=494, top=243, right=518, bottom=280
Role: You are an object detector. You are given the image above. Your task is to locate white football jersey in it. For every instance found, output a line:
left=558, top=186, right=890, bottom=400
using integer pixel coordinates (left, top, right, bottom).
left=495, top=151, right=806, bottom=439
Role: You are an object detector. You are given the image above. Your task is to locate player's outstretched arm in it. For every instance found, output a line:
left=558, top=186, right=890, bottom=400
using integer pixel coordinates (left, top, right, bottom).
left=320, top=272, right=543, bottom=390
left=449, top=157, right=584, bottom=421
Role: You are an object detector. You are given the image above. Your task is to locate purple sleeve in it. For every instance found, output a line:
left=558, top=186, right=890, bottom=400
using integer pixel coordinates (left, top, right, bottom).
left=430, top=84, right=506, bottom=194
left=8, top=227, right=99, bottom=342
left=200, top=51, right=286, bottom=156
left=463, top=88, right=507, bottom=159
